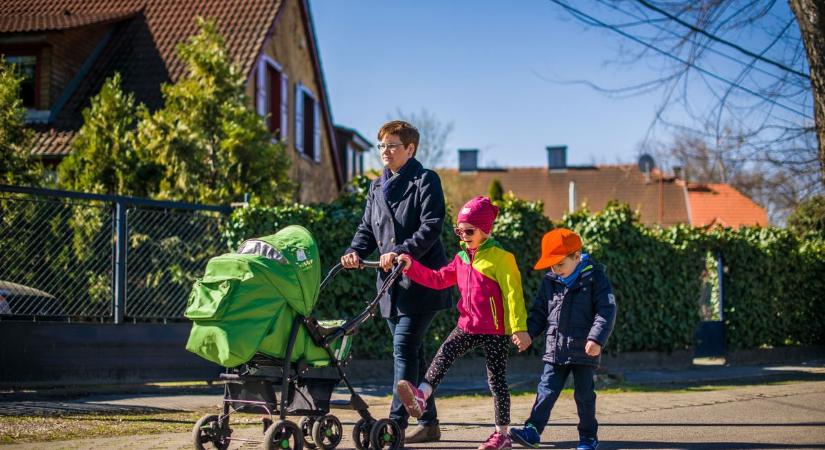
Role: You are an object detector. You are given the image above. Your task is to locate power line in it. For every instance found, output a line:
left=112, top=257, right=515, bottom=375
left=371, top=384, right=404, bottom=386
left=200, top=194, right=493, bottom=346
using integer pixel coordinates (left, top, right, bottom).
left=546, top=0, right=813, bottom=120
left=633, top=0, right=810, bottom=80
left=594, top=0, right=793, bottom=87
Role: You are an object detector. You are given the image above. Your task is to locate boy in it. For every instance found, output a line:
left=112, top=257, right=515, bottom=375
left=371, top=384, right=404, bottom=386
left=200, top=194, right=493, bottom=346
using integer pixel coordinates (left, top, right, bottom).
left=509, top=228, right=617, bottom=450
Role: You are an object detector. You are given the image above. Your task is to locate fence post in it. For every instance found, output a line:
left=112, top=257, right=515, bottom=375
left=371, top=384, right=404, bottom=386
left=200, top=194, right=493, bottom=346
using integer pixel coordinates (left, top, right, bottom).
left=113, top=201, right=127, bottom=324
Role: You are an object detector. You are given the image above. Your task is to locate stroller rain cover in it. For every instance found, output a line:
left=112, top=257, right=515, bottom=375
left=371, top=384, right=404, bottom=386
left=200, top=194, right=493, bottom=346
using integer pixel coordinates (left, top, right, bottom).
left=184, top=225, right=351, bottom=368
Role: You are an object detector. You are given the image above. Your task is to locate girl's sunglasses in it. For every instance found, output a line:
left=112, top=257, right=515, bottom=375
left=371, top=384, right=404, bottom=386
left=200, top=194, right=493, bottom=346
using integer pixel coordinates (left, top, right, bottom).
left=454, top=227, right=477, bottom=237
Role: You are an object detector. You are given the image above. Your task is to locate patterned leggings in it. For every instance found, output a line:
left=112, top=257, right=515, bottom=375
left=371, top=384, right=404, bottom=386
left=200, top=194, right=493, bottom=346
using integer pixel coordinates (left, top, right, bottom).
left=424, top=327, right=511, bottom=425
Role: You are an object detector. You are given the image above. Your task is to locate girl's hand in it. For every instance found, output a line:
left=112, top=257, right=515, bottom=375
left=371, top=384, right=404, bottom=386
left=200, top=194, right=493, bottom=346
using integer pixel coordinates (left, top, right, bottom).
left=396, top=254, right=412, bottom=271
left=512, top=332, right=531, bottom=352
left=585, top=340, right=602, bottom=356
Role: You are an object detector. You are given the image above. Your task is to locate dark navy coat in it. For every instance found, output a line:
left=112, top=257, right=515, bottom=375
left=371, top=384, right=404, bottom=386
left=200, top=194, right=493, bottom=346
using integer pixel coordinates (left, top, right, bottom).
left=345, top=158, right=451, bottom=317
left=526, top=262, right=617, bottom=366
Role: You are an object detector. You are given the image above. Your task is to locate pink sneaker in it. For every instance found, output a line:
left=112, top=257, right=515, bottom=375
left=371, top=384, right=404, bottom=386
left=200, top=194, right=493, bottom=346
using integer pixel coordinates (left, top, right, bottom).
left=478, top=431, right=512, bottom=450
left=396, top=380, right=427, bottom=418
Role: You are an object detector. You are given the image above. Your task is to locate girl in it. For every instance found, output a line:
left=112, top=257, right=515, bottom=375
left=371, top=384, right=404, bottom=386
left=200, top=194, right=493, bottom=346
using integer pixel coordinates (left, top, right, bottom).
left=396, top=196, right=531, bottom=450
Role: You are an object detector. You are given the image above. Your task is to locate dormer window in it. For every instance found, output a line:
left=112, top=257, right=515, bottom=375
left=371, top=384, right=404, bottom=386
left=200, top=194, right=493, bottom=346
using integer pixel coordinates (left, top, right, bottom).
left=5, top=54, right=38, bottom=108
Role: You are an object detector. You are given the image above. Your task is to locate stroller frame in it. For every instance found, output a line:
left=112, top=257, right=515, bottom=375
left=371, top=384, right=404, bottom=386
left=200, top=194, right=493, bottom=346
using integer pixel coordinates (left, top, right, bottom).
left=193, top=260, right=405, bottom=450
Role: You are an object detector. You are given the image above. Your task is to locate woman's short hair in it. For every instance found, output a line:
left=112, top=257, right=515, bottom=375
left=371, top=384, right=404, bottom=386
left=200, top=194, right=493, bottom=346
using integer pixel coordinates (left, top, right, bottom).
left=378, top=120, right=420, bottom=156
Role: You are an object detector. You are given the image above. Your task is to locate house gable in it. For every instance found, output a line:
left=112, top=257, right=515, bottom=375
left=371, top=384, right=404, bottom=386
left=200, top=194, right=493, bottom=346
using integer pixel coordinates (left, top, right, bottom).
left=250, top=0, right=341, bottom=202
left=437, top=165, right=691, bottom=227
left=1, top=0, right=343, bottom=201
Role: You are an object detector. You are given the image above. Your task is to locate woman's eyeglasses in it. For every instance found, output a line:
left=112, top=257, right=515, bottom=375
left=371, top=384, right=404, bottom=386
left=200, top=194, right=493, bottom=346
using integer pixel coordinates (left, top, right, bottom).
left=376, top=143, right=405, bottom=151
left=454, top=227, right=477, bottom=237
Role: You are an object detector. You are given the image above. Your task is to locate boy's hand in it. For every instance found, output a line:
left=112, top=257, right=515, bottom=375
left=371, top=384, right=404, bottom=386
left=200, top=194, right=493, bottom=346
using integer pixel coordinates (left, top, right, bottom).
left=512, top=332, right=531, bottom=352
left=396, top=254, right=412, bottom=271
left=585, top=340, right=602, bottom=356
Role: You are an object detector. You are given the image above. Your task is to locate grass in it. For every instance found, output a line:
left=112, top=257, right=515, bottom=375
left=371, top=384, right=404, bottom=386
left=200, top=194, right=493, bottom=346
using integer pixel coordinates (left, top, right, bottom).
left=0, top=410, right=268, bottom=444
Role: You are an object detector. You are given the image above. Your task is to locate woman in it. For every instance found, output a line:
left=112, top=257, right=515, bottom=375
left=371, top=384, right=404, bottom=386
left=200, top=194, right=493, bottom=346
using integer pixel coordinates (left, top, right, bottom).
left=341, top=120, right=450, bottom=444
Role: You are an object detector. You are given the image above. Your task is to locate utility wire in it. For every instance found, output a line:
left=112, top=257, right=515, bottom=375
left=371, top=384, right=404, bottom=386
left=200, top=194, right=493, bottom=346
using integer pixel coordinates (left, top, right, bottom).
left=633, top=0, right=810, bottom=80
left=547, top=0, right=813, bottom=119
left=595, top=0, right=795, bottom=86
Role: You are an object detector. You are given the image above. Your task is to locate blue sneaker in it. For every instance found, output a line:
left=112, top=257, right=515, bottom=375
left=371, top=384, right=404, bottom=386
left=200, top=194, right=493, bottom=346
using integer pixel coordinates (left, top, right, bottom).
left=508, top=424, right=540, bottom=448
left=576, top=437, right=599, bottom=450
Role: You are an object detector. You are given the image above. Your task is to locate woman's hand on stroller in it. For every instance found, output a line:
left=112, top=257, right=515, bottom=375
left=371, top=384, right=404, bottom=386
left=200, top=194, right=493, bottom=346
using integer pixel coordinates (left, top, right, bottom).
left=341, top=251, right=361, bottom=269
left=379, top=252, right=399, bottom=271
left=396, top=254, right=412, bottom=271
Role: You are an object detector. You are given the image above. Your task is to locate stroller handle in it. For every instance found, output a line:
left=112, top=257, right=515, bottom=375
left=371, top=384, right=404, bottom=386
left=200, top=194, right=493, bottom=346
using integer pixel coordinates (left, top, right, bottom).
left=320, top=262, right=406, bottom=345
left=318, top=259, right=400, bottom=291
left=358, top=260, right=382, bottom=269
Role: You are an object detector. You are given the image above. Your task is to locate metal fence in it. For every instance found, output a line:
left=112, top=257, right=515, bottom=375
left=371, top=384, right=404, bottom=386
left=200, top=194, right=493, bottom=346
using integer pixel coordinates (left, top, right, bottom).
left=0, top=185, right=232, bottom=322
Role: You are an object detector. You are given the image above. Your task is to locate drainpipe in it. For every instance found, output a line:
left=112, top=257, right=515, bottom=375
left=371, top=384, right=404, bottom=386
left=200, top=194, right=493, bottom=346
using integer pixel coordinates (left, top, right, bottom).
left=568, top=181, right=576, bottom=213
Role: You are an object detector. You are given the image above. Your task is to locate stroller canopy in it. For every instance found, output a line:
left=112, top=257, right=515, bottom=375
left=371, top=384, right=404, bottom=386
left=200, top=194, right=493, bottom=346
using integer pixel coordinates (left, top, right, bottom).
left=186, top=225, right=348, bottom=368
left=236, top=225, right=321, bottom=316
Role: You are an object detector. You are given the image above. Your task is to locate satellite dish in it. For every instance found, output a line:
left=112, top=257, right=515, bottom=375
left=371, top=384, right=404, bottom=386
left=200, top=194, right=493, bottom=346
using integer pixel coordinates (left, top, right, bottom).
left=638, top=154, right=656, bottom=173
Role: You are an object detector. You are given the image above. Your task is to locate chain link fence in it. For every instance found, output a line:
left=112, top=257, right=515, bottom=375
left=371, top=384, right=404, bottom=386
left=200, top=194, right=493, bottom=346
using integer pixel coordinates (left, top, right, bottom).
left=0, top=185, right=232, bottom=322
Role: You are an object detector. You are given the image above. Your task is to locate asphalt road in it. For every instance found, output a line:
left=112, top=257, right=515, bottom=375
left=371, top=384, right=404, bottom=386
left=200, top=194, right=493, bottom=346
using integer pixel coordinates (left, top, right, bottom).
left=4, top=380, right=825, bottom=449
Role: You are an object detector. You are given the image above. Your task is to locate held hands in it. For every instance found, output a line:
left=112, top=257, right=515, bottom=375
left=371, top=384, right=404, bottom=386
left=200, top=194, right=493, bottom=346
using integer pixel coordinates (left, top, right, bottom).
left=585, top=340, right=602, bottom=357
left=396, top=254, right=412, bottom=271
left=379, top=252, right=398, bottom=272
left=341, top=252, right=360, bottom=269
left=511, top=331, right=531, bottom=352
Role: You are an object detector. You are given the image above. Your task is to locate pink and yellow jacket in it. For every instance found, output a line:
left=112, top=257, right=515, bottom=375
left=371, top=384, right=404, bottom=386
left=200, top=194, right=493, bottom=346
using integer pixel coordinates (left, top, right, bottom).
left=404, top=238, right=528, bottom=335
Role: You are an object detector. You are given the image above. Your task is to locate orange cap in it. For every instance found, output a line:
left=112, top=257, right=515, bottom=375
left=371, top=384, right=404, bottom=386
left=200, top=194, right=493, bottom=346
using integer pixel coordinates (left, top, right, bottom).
left=533, top=228, right=582, bottom=270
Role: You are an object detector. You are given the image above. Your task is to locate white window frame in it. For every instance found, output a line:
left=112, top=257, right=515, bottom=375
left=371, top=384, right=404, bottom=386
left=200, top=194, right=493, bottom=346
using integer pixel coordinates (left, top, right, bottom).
left=294, top=82, right=321, bottom=163
left=256, top=55, right=288, bottom=142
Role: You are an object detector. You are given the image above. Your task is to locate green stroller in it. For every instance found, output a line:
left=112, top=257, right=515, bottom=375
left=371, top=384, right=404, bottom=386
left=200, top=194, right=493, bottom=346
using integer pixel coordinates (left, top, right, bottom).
left=185, top=225, right=404, bottom=450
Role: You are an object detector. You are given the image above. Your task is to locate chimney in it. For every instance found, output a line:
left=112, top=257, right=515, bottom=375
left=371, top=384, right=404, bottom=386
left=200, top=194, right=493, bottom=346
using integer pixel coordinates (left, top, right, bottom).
left=458, top=149, right=479, bottom=172
left=547, top=146, right=567, bottom=170
left=673, top=166, right=683, bottom=179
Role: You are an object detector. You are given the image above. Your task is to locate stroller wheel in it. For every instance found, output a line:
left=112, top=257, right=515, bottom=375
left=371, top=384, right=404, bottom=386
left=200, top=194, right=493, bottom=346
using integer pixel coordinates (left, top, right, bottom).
left=192, top=414, right=230, bottom=450
left=352, top=418, right=373, bottom=450
left=264, top=420, right=303, bottom=450
left=299, top=416, right=317, bottom=449
left=311, top=414, right=342, bottom=450
left=368, top=418, right=402, bottom=450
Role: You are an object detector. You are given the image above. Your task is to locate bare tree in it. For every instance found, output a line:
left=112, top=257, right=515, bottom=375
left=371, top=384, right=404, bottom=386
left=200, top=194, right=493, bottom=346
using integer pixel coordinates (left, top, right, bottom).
left=546, top=0, right=824, bottom=202
left=651, top=129, right=814, bottom=223
left=390, top=108, right=454, bottom=169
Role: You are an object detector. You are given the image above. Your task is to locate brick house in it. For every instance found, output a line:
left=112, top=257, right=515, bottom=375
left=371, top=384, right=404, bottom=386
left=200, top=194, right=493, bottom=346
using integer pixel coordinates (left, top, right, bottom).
left=438, top=147, right=768, bottom=229
left=0, top=0, right=359, bottom=203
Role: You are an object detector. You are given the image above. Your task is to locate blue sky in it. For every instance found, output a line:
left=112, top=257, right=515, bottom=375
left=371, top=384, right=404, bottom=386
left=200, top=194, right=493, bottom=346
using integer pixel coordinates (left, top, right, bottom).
left=308, top=0, right=803, bottom=170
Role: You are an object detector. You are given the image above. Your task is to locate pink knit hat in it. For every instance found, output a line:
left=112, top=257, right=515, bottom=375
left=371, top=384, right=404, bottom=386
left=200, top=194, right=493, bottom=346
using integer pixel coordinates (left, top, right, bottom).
left=457, top=196, right=499, bottom=234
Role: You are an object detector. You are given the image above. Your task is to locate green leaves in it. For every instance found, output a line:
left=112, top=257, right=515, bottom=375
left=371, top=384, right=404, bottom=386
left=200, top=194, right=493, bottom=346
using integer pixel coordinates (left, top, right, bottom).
left=58, top=18, right=293, bottom=206
left=59, top=73, right=156, bottom=196
left=0, top=57, right=41, bottom=185
left=224, top=184, right=825, bottom=357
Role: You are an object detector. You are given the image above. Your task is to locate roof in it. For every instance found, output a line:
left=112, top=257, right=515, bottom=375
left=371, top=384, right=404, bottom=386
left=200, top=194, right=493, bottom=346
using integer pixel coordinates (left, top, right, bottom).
left=437, top=165, right=691, bottom=226
left=686, top=183, right=769, bottom=229
left=1, top=0, right=283, bottom=154
left=0, top=9, right=140, bottom=33
left=31, top=129, right=75, bottom=157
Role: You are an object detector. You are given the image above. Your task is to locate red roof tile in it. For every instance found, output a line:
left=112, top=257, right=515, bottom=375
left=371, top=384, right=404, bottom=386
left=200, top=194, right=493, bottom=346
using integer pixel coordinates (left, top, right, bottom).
left=30, top=129, right=75, bottom=156
left=0, top=9, right=140, bottom=33
left=687, top=183, right=768, bottom=229
left=2, top=0, right=283, bottom=155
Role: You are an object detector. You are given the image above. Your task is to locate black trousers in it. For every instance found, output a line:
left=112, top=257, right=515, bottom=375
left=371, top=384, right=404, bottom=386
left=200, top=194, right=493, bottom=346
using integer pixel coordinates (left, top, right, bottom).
left=425, top=327, right=511, bottom=425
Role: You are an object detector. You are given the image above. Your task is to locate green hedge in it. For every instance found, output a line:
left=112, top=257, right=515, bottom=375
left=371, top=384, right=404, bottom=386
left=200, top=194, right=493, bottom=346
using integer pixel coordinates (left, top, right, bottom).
left=711, top=227, right=825, bottom=349
left=223, top=179, right=825, bottom=357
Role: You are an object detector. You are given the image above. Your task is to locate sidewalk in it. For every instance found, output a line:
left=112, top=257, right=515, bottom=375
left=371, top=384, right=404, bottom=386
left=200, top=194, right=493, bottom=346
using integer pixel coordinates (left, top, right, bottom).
left=4, top=378, right=825, bottom=449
